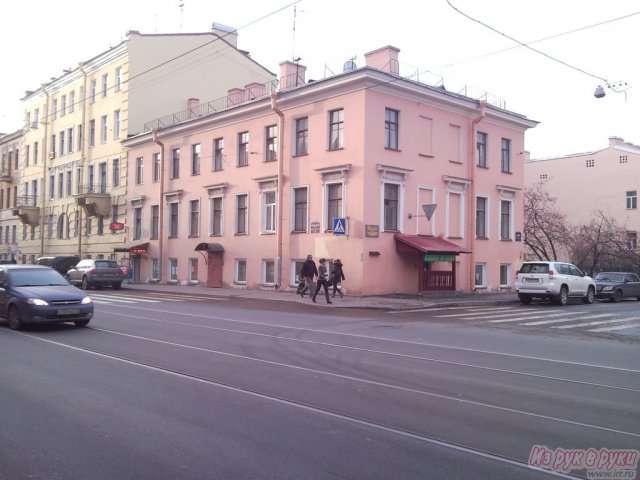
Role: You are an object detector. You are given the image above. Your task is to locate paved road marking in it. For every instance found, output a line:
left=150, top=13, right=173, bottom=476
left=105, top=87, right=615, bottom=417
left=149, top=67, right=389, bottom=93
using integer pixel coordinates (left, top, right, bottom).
left=489, top=311, right=583, bottom=323
left=437, top=307, right=530, bottom=318
left=552, top=318, right=636, bottom=329
left=90, top=294, right=161, bottom=303
left=589, top=322, right=640, bottom=332
left=521, top=313, right=613, bottom=326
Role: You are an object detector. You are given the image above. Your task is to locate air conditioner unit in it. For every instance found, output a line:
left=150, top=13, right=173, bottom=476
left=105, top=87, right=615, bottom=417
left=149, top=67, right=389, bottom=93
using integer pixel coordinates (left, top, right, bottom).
left=49, top=152, right=55, bottom=160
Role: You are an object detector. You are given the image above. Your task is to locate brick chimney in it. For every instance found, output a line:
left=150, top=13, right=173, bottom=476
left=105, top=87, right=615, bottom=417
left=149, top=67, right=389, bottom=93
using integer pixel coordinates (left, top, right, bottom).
left=279, top=60, right=306, bottom=90
left=187, top=98, right=199, bottom=119
left=364, top=46, right=400, bottom=74
left=609, top=136, right=624, bottom=147
left=212, top=22, right=238, bottom=48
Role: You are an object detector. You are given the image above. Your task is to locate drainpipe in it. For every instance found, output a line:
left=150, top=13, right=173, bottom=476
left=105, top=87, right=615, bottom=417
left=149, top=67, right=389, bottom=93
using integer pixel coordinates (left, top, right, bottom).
left=40, top=85, right=50, bottom=257
left=270, top=91, right=285, bottom=288
left=468, top=100, right=486, bottom=291
left=78, top=62, right=88, bottom=258
left=152, top=129, right=165, bottom=282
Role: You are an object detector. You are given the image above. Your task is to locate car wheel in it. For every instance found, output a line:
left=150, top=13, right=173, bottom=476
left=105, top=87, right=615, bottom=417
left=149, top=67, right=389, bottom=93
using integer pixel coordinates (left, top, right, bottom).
left=555, top=286, right=569, bottom=306
left=583, top=286, right=595, bottom=304
left=519, top=294, right=532, bottom=305
left=7, top=305, right=23, bottom=330
left=112, top=282, right=122, bottom=290
left=612, top=290, right=623, bottom=303
left=74, top=320, right=90, bottom=327
left=81, top=276, right=90, bottom=290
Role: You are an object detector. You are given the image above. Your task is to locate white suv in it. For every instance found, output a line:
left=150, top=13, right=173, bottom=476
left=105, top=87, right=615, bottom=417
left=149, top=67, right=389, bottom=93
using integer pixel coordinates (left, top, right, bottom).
left=515, top=261, right=596, bottom=306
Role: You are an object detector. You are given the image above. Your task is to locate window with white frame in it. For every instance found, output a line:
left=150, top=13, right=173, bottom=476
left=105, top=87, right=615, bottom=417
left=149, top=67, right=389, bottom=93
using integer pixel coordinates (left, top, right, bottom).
left=328, top=109, right=344, bottom=150
left=150, top=205, right=159, bottom=239
left=133, top=207, right=142, bottom=240
left=189, top=258, right=198, bottom=283
left=384, top=108, right=399, bottom=149
left=383, top=183, right=400, bottom=231
left=112, top=158, right=120, bottom=187
left=115, top=67, right=122, bottom=92
left=627, top=231, right=637, bottom=250
left=262, top=259, right=275, bottom=285
left=191, top=143, right=201, bottom=175
left=135, top=157, right=143, bottom=185
left=500, top=199, right=512, bottom=240
left=87, top=165, right=94, bottom=193
left=236, top=194, right=248, bottom=234
left=153, top=153, right=160, bottom=182
left=151, top=258, right=159, bottom=281
left=61, top=95, right=66, bottom=116
left=67, top=128, right=73, bottom=154
left=292, top=186, right=308, bottom=232
left=262, top=190, right=276, bottom=233
left=238, top=132, right=249, bottom=167
left=189, top=199, right=200, bottom=237
left=171, top=148, right=180, bottom=179
left=326, top=183, right=343, bottom=231
left=213, top=138, right=224, bottom=171
left=476, top=196, right=488, bottom=238
left=52, top=99, right=58, bottom=120
left=100, top=115, right=108, bottom=143
left=169, top=202, right=179, bottom=238
left=501, top=138, right=512, bottom=173
left=475, top=263, right=486, bottom=287
left=113, top=110, right=120, bottom=139
left=59, top=131, right=64, bottom=157
left=101, top=74, right=108, bottom=97
left=626, top=190, right=637, bottom=209
left=210, top=196, right=223, bottom=236
left=295, top=117, right=308, bottom=155
left=235, top=259, right=247, bottom=283
left=169, top=258, right=178, bottom=282
left=99, top=162, right=107, bottom=193
left=291, top=260, right=305, bottom=286
left=477, top=132, right=487, bottom=167
left=265, top=125, right=277, bottom=162
left=500, top=264, right=511, bottom=287
left=89, top=120, right=95, bottom=147
left=69, top=91, right=75, bottom=112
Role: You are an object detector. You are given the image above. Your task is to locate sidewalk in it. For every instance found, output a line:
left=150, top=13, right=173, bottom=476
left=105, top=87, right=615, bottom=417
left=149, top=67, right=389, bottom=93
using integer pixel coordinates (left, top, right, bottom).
left=121, top=282, right=519, bottom=310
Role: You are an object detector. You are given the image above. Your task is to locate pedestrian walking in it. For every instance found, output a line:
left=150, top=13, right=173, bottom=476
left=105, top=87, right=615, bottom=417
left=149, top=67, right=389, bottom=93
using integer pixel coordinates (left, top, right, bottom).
left=331, top=259, right=345, bottom=298
left=299, top=255, right=318, bottom=298
left=312, top=258, right=332, bottom=304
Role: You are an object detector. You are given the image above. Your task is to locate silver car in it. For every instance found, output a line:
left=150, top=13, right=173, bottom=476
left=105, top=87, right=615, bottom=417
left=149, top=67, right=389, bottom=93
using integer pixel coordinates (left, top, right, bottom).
left=515, top=261, right=596, bottom=306
left=66, top=259, right=125, bottom=290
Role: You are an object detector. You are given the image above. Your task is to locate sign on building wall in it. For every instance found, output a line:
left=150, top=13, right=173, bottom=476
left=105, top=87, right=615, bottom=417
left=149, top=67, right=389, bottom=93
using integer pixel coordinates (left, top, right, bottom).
left=365, top=224, right=379, bottom=237
left=310, top=222, right=321, bottom=234
left=333, top=218, right=346, bottom=235
left=423, top=254, right=455, bottom=262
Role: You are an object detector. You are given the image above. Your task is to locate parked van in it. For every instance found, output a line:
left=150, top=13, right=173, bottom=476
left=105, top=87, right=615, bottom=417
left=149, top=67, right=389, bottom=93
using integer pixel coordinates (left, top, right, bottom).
left=35, top=256, right=80, bottom=276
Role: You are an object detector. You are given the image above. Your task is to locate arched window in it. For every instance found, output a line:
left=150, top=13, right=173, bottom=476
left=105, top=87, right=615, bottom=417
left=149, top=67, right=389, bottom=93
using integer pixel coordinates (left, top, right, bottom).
left=57, top=214, right=65, bottom=239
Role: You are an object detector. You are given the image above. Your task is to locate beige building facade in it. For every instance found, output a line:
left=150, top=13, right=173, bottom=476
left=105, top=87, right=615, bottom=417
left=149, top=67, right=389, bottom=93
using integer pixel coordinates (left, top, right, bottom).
left=0, top=129, right=23, bottom=262
left=16, top=27, right=275, bottom=264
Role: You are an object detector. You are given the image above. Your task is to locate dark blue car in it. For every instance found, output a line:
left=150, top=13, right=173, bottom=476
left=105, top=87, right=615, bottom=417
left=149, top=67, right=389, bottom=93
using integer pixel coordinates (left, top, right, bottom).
left=0, top=265, right=93, bottom=330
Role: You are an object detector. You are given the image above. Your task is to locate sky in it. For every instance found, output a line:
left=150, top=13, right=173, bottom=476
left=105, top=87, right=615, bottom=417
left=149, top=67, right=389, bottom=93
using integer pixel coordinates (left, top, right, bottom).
left=1, top=0, right=638, bottom=159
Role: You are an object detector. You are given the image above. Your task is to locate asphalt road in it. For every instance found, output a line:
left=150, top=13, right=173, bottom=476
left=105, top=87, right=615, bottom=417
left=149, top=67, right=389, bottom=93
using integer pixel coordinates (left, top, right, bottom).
left=0, top=290, right=638, bottom=480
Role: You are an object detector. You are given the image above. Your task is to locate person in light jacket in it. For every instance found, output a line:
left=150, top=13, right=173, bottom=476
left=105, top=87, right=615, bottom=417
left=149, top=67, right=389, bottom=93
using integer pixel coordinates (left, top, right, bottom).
left=331, top=259, right=345, bottom=298
left=312, top=258, right=332, bottom=304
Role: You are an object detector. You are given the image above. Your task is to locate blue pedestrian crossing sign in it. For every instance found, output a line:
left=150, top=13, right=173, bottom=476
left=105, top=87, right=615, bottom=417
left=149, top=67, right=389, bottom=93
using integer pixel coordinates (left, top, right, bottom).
left=332, top=217, right=347, bottom=235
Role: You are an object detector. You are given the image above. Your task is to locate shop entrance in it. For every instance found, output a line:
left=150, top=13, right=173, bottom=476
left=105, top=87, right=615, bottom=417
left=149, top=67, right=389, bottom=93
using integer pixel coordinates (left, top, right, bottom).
left=195, top=243, right=225, bottom=288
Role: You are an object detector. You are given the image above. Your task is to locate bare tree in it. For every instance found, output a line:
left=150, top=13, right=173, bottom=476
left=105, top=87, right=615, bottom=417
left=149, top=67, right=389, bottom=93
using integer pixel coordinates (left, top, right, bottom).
left=523, top=180, right=572, bottom=261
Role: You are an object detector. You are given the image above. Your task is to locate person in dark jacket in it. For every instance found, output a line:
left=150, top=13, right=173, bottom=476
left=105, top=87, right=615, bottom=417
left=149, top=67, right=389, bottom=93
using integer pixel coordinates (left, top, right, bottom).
left=299, top=255, right=318, bottom=298
left=312, top=258, right=332, bottom=304
left=331, top=259, right=345, bottom=298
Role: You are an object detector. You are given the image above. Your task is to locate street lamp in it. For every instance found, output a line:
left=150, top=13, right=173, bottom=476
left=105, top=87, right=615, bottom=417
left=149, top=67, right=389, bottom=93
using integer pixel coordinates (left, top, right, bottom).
left=594, top=81, right=629, bottom=101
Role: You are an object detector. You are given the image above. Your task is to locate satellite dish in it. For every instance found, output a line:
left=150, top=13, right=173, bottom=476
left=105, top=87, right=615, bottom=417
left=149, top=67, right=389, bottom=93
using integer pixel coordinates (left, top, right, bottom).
left=343, top=59, right=357, bottom=73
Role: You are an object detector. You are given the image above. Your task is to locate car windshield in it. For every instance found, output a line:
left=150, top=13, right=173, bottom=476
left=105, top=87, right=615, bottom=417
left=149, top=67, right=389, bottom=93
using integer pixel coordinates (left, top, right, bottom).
left=595, top=273, right=624, bottom=282
left=519, top=263, right=549, bottom=274
left=9, top=269, right=69, bottom=287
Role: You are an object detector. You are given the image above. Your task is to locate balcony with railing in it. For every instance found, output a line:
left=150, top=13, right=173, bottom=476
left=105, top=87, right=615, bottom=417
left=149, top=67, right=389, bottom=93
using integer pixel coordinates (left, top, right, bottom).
left=12, top=195, right=40, bottom=225
left=0, top=165, right=12, bottom=183
left=75, top=184, right=111, bottom=217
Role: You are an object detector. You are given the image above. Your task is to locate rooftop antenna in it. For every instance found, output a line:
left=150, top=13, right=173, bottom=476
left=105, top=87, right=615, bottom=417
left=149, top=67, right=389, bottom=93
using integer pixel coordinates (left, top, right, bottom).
left=292, top=5, right=297, bottom=61
left=179, top=1, right=185, bottom=32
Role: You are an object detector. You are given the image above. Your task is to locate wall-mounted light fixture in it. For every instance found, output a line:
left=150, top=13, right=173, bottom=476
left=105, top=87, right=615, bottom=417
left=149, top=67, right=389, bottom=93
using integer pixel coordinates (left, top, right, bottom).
left=594, top=81, right=629, bottom=101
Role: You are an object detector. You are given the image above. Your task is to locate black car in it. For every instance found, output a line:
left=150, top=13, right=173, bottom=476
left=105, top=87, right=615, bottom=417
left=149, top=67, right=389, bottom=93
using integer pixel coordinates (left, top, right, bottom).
left=35, top=256, right=80, bottom=276
left=594, top=272, right=640, bottom=302
left=0, top=265, right=93, bottom=330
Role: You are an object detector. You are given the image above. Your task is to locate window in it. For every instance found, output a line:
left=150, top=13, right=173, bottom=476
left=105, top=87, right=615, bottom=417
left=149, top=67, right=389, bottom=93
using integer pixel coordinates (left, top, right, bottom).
left=25, top=145, right=30, bottom=167
left=88, top=165, right=95, bottom=193
left=112, top=158, right=120, bottom=187
left=49, top=174, right=55, bottom=199
left=100, top=115, right=108, bottom=143
left=383, top=183, right=399, bottom=231
left=151, top=259, right=159, bottom=281
left=328, top=109, right=344, bottom=150
left=326, top=183, right=343, bottom=230
left=58, top=173, right=64, bottom=198
left=236, top=194, right=248, bottom=234
left=169, top=258, right=178, bottom=282
left=52, top=99, right=58, bottom=120
left=476, top=197, right=488, bottom=238
left=238, top=132, right=249, bottom=167
left=500, top=200, right=512, bottom=240
left=235, top=259, right=247, bottom=283
left=265, top=125, right=277, bottom=161
left=171, top=148, right=180, bottom=179
left=85, top=217, right=92, bottom=236
left=169, top=202, right=179, bottom=237
left=477, top=132, right=487, bottom=167
left=67, top=128, right=73, bottom=154
left=189, top=258, right=198, bottom=283
left=262, top=259, right=275, bottom=285
left=627, top=231, right=637, bottom=250
left=152, top=153, right=160, bottom=182
left=133, top=207, right=142, bottom=240
left=262, top=191, right=276, bottom=233
left=115, top=67, right=122, bottom=92
left=74, top=211, right=79, bottom=237
left=113, top=110, right=121, bottom=139
left=626, top=191, right=637, bottom=209
left=210, top=197, right=223, bottom=235
left=66, top=171, right=72, bottom=197
left=89, top=120, right=96, bottom=147
left=90, top=79, right=96, bottom=103
left=189, top=199, right=200, bottom=237
left=501, top=138, right=511, bottom=172
left=57, top=215, right=65, bottom=239
left=385, top=108, right=399, bottom=149
left=69, top=91, right=75, bottom=112
left=500, top=264, right=511, bottom=287
left=135, top=157, right=143, bottom=185
left=101, top=74, right=108, bottom=97
left=99, top=162, right=107, bottom=193
left=111, top=205, right=118, bottom=224
left=295, top=117, right=308, bottom=155
left=11, top=225, right=16, bottom=244
left=97, top=216, right=104, bottom=235
left=150, top=205, right=159, bottom=239
left=292, top=186, right=308, bottom=232
left=213, top=138, right=224, bottom=171
left=61, top=95, right=66, bottom=116
left=191, top=144, right=201, bottom=175
left=475, top=263, right=486, bottom=288
left=34, top=142, right=39, bottom=165
left=59, top=131, right=64, bottom=157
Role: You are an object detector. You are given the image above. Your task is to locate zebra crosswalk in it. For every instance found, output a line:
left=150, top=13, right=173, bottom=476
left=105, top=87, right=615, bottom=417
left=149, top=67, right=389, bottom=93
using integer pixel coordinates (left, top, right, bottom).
left=418, top=305, right=640, bottom=334
left=89, top=292, right=221, bottom=305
